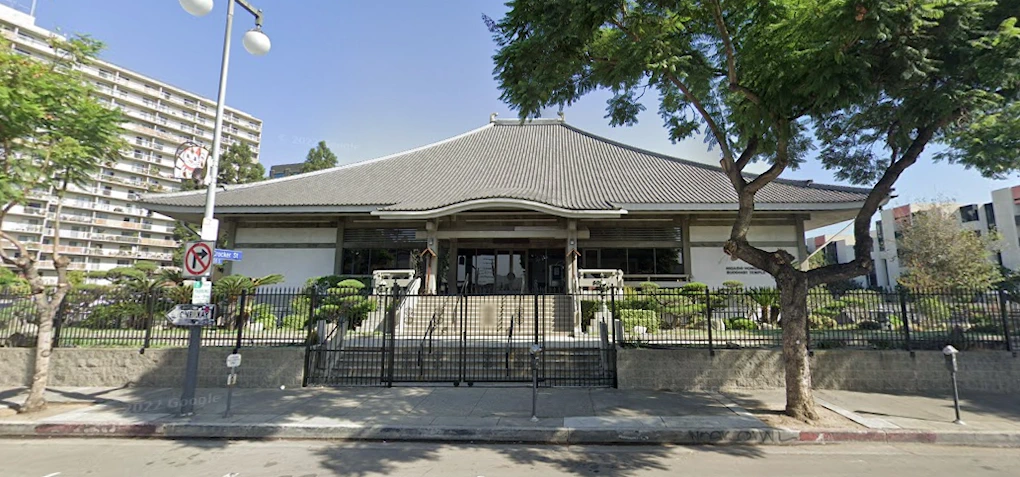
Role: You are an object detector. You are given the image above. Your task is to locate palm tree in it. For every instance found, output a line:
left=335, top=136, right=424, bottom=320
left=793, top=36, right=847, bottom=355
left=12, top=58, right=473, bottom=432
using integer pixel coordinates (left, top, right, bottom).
left=747, top=288, right=781, bottom=325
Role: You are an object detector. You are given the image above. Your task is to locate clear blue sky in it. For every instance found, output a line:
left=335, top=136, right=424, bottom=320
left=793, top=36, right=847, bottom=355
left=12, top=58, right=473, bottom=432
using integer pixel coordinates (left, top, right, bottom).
left=26, top=0, right=1020, bottom=233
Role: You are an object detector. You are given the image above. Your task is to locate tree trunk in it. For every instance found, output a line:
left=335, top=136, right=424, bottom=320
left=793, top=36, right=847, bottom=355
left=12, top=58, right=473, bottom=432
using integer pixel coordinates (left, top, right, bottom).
left=20, top=296, right=56, bottom=413
left=777, top=273, right=819, bottom=421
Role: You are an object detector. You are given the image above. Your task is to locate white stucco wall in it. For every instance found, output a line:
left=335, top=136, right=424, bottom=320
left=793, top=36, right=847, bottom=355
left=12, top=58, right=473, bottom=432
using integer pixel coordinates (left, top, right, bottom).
left=231, top=227, right=338, bottom=288
left=231, top=248, right=335, bottom=289
left=687, top=223, right=799, bottom=288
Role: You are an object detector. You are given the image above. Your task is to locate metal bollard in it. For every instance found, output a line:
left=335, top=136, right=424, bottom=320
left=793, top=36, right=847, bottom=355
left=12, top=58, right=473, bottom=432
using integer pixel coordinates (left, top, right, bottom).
left=942, top=345, right=964, bottom=425
left=530, top=343, right=543, bottom=422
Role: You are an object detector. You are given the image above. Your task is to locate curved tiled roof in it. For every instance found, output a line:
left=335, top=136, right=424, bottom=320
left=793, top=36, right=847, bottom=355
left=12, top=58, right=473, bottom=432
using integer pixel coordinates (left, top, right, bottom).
left=141, top=120, right=870, bottom=213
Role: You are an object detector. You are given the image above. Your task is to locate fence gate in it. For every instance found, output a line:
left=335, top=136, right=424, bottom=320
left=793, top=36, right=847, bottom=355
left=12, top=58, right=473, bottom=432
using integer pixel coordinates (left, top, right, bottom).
left=303, top=293, right=616, bottom=387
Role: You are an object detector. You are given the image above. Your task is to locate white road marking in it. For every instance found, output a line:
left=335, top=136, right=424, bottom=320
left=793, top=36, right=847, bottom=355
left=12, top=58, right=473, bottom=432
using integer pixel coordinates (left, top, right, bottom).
left=41, top=473, right=61, bottom=477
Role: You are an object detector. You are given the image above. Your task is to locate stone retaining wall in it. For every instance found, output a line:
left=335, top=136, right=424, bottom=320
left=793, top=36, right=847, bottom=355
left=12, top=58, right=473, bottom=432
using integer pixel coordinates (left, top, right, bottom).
left=0, top=347, right=304, bottom=389
left=618, top=349, right=1020, bottom=394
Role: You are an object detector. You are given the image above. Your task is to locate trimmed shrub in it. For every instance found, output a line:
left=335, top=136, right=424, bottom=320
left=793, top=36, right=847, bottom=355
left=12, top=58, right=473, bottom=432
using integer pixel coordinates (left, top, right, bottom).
left=619, top=309, right=660, bottom=334
left=616, top=297, right=659, bottom=311
left=856, top=320, right=883, bottom=330
left=249, top=303, right=278, bottom=329
left=809, top=314, right=838, bottom=330
left=682, top=282, right=708, bottom=293
left=639, top=282, right=660, bottom=293
left=726, top=318, right=757, bottom=331
left=967, top=323, right=1002, bottom=334
left=722, top=280, right=744, bottom=290
left=281, top=314, right=308, bottom=330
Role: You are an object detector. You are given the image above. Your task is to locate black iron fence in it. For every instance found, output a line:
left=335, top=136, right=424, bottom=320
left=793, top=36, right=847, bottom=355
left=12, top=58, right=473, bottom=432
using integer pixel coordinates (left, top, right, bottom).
left=605, top=286, right=1020, bottom=352
left=1, top=286, right=1017, bottom=354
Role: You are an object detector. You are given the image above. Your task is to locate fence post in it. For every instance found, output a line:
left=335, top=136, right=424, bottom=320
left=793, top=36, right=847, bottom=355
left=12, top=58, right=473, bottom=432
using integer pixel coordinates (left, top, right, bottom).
left=899, top=288, right=914, bottom=355
left=301, top=288, right=318, bottom=388
left=385, top=288, right=398, bottom=387
left=141, top=290, right=155, bottom=352
left=998, top=289, right=1015, bottom=355
left=610, top=287, right=618, bottom=345
left=51, top=294, right=67, bottom=349
left=234, top=290, right=248, bottom=352
left=705, top=288, right=714, bottom=357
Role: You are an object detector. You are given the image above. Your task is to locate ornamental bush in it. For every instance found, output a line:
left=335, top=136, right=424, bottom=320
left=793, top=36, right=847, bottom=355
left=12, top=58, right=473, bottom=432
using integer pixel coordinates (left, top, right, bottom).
left=726, top=318, right=757, bottom=331
left=619, top=309, right=660, bottom=334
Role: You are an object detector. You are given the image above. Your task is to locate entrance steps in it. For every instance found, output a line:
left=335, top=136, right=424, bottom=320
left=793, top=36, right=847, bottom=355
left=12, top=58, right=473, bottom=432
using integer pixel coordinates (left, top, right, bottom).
left=357, top=294, right=577, bottom=335
left=306, top=346, right=612, bottom=386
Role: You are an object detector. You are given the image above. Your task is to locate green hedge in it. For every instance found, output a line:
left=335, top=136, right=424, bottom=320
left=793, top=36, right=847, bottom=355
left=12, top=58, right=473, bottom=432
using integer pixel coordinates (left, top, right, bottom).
left=619, top=309, right=660, bottom=334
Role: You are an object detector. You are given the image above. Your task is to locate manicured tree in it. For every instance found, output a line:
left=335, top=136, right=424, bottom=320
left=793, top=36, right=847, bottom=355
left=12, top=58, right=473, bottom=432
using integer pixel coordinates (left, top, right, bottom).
left=488, top=0, right=1020, bottom=420
left=300, top=141, right=338, bottom=173
left=0, top=36, right=125, bottom=413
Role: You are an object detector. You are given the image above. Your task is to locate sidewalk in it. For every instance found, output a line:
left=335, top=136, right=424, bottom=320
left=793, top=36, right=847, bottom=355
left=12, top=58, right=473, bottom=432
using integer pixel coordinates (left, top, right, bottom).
left=1, top=386, right=1018, bottom=446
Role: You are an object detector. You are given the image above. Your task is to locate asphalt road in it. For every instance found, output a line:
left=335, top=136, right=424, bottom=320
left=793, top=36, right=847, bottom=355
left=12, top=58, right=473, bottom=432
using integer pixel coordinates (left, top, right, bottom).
left=1, top=439, right=1018, bottom=477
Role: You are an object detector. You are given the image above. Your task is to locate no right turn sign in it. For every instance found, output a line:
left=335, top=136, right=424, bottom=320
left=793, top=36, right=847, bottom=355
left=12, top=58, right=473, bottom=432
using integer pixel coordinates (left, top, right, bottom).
left=182, top=241, right=215, bottom=278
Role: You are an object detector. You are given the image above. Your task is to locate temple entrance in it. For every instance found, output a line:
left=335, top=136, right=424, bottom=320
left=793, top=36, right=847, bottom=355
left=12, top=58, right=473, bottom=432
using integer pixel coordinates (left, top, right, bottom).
left=452, top=243, right=567, bottom=295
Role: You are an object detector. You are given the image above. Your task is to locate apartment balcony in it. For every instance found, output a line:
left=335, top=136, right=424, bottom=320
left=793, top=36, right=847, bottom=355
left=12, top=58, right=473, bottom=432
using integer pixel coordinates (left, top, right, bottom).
left=2, top=224, right=44, bottom=234
left=43, top=229, right=92, bottom=240
left=137, top=251, right=173, bottom=261
left=140, top=237, right=178, bottom=248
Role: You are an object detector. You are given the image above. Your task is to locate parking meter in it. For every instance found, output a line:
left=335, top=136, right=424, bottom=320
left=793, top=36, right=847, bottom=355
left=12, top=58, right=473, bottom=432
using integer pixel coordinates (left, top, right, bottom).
left=530, top=344, right=543, bottom=421
left=943, top=345, right=959, bottom=372
left=942, top=345, right=964, bottom=425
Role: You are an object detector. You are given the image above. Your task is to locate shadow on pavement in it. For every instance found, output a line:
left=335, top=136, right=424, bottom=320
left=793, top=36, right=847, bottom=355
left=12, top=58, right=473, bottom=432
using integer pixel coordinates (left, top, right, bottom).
left=311, top=441, right=763, bottom=477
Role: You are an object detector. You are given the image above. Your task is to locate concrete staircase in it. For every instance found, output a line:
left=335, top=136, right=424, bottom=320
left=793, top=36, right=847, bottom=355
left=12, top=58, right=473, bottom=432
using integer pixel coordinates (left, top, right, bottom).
left=306, top=344, right=612, bottom=386
left=358, top=294, right=577, bottom=335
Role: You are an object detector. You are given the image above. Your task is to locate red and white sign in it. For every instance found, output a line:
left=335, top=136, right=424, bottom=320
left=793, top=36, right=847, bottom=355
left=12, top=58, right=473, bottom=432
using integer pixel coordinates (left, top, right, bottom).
left=183, top=241, right=215, bottom=278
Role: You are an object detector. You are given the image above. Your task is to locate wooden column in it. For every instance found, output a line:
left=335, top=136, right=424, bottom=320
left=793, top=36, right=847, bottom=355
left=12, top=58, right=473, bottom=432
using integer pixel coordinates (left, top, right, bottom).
left=566, top=219, right=581, bottom=335
left=333, top=218, right=345, bottom=276
left=425, top=220, right=439, bottom=294
left=795, top=215, right=808, bottom=262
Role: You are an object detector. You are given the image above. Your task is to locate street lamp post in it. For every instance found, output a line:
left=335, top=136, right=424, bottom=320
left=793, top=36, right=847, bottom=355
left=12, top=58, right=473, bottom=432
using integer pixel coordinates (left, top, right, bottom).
left=177, top=0, right=270, bottom=416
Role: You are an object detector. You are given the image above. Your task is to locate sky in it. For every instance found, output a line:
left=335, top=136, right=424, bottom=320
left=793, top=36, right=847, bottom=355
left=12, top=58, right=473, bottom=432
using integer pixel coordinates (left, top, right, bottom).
left=18, top=0, right=1020, bottom=235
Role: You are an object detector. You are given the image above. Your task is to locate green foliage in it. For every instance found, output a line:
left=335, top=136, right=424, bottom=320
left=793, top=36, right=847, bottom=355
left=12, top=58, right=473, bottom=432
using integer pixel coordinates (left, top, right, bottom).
left=0, top=35, right=125, bottom=285
left=639, top=281, right=660, bottom=293
left=83, top=302, right=147, bottom=329
left=898, top=203, right=1002, bottom=291
left=722, top=280, right=744, bottom=290
left=0, top=268, right=29, bottom=293
left=248, top=303, right=278, bottom=329
left=808, top=314, right=838, bottom=330
left=726, top=318, right=758, bottom=331
left=215, top=142, right=264, bottom=185
left=682, top=282, right=708, bottom=292
left=281, top=314, right=307, bottom=330
left=916, top=297, right=952, bottom=322
left=619, top=309, right=660, bottom=334
left=301, top=141, right=338, bottom=173
left=101, top=262, right=173, bottom=293
left=0, top=298, right=39, bottom=326
left=319, top=278, right=376, bottom=328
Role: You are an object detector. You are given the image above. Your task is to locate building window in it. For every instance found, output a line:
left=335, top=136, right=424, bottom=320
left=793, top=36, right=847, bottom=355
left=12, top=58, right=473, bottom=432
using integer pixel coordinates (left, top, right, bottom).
left=984, top=203, right=996, bottom=228
left=960, top=204, right=979, bottom=222
left=341, top=249, right=413, bottom=275
left=876, top=220, right=886, bottom=252
left=580, top=248, right=683, bottom=275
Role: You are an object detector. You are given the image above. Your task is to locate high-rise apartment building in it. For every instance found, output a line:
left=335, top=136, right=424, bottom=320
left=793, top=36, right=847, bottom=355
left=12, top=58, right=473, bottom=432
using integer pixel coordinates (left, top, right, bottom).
left=0, top=4, right=263, bottom=279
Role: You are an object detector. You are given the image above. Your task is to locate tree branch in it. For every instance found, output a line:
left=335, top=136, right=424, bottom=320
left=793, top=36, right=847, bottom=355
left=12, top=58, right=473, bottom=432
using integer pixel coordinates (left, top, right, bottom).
left=0, top=229, right=29, bottom=266
left=805, top=125, right=937, bottom=287
left=733, top=137, right=759, bottom=172
left=745, top=120, right=791, bottom=194
left=609, top=16, right=733, bottom=160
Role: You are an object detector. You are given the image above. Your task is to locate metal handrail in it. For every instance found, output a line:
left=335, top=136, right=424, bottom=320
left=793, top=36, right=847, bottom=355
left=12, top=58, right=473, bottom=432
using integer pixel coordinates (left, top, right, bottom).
left=505, top=301, right=521, bottom=376
left=415, top=307, right=442, bottom=373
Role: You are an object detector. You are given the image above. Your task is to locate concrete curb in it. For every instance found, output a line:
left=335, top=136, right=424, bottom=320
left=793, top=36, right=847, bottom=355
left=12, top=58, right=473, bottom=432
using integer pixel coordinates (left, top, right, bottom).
left=2, top=421, right=1019, bottom=446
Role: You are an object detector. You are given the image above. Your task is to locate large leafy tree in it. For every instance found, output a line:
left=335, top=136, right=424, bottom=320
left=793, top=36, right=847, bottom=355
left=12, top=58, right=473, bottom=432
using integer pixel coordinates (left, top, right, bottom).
left=0, top=36, right=126, bottom=412
left=301, top=140, right=338, bottom=173
left=488, top=0, right=1020, bottom=420
left=898, top=204, right=1002, bottom=291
